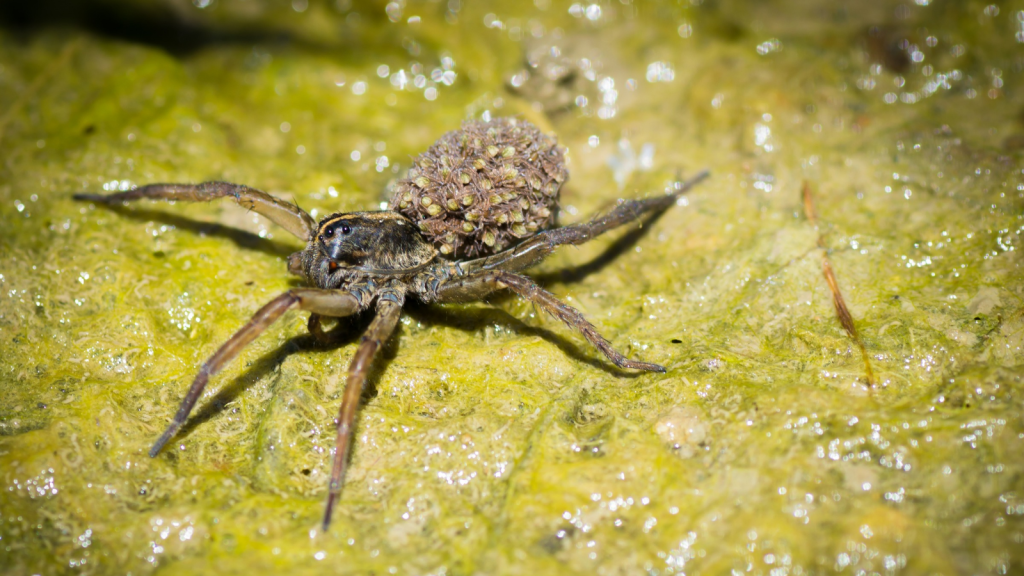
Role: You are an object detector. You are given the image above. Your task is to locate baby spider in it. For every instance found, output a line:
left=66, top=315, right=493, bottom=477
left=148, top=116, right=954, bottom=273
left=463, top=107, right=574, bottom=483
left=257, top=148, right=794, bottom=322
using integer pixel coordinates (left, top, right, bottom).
left=75, top=118, right=708, bottom=530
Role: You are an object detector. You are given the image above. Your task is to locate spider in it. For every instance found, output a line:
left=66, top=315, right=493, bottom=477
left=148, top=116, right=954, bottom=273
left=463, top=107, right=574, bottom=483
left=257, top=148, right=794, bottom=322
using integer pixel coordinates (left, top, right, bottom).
left=75, top=129, right=708, bottom=530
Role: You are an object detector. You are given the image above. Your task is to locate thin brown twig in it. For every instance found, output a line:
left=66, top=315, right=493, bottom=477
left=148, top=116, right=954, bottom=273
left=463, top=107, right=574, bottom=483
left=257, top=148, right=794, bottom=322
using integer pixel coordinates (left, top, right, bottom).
left=802, top=181, right=875, bottom=387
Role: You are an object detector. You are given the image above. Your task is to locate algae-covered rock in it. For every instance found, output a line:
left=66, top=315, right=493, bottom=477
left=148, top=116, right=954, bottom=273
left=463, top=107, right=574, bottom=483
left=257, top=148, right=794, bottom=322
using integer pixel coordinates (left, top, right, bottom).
left=0, top=1, right=1022, bottom=574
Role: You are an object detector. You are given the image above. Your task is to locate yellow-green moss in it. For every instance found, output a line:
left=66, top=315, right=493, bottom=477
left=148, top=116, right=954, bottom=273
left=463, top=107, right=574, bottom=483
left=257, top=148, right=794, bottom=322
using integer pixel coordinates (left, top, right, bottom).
left=1, top=1, right=1023, bottom=574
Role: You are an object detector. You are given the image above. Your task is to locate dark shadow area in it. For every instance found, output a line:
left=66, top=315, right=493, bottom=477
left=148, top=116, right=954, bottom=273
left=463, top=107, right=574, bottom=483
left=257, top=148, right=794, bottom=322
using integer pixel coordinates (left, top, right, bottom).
left=403, top=299, right=650, bottom=378
left=87, top=203, right=301, bottom=259
left=0, top=0, right=297, bottom=56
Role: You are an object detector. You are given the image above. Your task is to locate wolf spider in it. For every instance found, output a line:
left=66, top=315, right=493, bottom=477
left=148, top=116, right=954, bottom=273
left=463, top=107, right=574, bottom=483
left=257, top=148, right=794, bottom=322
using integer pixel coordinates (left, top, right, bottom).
left=75, top=168, right=708, bottom=529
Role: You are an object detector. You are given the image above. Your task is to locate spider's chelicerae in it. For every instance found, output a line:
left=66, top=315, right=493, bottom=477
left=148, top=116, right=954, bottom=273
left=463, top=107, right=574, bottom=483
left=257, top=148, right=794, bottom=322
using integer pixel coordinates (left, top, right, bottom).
left=75, top=117, right=708, bottom=530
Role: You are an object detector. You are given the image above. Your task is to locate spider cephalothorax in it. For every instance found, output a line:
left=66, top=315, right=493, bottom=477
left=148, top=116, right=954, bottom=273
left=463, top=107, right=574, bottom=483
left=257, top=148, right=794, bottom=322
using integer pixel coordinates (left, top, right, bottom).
left=75, top=118, right=708, bottom=530
left=296, top=211, right=437, bottom=284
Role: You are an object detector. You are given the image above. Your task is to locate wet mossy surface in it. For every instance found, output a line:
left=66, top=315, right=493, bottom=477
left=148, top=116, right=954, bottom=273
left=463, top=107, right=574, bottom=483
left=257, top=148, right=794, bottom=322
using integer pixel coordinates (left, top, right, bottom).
left=1, top=1, right=1023, bottom=574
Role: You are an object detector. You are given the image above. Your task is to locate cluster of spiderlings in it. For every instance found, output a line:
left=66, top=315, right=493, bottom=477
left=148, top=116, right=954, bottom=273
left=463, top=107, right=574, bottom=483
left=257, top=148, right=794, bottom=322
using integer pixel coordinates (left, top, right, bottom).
left=389, top=117, right=568, bottom=258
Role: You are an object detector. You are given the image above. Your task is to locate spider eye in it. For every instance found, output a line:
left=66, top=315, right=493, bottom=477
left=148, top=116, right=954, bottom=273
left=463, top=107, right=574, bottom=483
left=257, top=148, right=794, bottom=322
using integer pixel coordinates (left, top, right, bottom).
left=321, top=222, right=352, bottom=239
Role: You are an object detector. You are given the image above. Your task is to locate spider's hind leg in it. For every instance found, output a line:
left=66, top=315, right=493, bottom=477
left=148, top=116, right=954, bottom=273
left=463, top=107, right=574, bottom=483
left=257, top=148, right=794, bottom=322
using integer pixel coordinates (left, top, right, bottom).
left=473, top=169, right=709, bottom=274
left=431, top=269, right=665, bottom=373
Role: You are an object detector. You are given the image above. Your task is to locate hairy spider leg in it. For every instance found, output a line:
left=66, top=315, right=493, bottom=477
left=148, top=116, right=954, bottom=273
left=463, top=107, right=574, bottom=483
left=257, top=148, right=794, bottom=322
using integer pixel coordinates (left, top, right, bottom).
left=322, top=294, right=404, bottom=530
left=74, top=181, right=317, bottom=241
left=148, top=289, right=362, bottom=457
left=432, top=270, right=664, bottom=372
left=423, top=170, right=711, bottom=373
left=473, top=169, right=711, bottom=274
left=307, top=313, right=337, bottom=343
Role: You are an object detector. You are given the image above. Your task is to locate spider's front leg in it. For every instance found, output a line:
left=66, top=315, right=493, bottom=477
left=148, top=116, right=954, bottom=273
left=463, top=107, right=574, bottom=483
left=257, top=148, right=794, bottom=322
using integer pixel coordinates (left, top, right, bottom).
left=431, top=270, right=664, bottom=373
left=149, top=288, right=363, bottom=457
left=322, top=292, right=405, bottom=531
left=74, top=181, right=317, bottom=241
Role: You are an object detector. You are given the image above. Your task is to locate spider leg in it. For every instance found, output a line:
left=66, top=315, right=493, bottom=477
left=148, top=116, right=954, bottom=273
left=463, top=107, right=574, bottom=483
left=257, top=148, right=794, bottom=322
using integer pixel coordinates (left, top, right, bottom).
left=149, top=288, right=363, bottom=458
left=432, top=270, right=665, bottom=373
left=308, top=313, right=331, bottom=343
left=473, top=169, right=709, bottom=273
left=307, top=312, right=363, bottom=344
left=74, top=181, right=317, bottom=241
left=322, top=293, right=404, bottom=531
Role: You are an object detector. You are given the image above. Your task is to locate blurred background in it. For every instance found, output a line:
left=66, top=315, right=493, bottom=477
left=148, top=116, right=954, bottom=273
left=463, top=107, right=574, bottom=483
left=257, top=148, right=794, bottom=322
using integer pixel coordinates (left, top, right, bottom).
left=0, top=1, right=1022, bottom=574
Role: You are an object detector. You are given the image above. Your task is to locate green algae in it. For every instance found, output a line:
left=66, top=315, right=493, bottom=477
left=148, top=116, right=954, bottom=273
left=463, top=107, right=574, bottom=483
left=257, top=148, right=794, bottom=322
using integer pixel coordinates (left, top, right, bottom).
left=1, top=1, right=1023, bottom=574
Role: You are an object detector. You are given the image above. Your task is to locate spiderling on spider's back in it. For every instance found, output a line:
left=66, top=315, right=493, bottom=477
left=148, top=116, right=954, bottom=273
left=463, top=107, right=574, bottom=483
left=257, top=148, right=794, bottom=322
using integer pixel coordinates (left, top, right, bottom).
left=390, top=117, right=568, bottom=258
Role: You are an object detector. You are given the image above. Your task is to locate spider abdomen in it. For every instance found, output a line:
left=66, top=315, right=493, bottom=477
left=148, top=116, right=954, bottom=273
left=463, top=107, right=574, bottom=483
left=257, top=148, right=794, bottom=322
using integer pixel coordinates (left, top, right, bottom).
left=389, top=117, right=568, bottom=259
